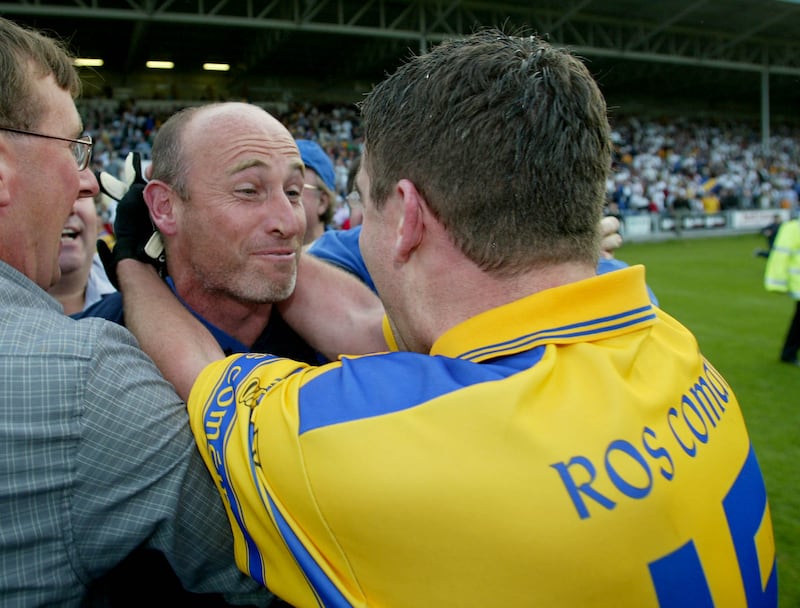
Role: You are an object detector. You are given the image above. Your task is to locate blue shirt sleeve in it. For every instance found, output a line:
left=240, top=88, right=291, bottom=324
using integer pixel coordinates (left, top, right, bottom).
left=308, top=230, right=658, bottom=306
left=307, top=226, right=376, bottom=293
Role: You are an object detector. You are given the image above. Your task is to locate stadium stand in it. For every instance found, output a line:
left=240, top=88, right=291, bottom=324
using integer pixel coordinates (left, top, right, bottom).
left=3, top=1, right=800, bottom=122
left=4, top=4, right=799, bottom=239
left=79, top=99, right=799, bottom=240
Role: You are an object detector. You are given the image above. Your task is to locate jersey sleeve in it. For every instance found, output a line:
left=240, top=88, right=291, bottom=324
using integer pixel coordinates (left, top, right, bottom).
left=307, top=226, right=375, bottom=293
left=187, top=353, right=361, bottom=606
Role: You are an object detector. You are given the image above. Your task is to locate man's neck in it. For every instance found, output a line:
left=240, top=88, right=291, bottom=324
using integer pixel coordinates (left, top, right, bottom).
left=405, top=258, right=598, bottom=354
left=178, top=290, right=274, bottom=350
left=48, top=269, right=89, bottom=315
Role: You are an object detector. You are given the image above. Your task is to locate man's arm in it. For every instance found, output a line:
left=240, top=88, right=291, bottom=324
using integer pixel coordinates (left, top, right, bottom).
left=277, top=253, right=388, bottom=359
left=283, top=215, right=619, bottom=357
left=118, top=259, right=222, bottom=400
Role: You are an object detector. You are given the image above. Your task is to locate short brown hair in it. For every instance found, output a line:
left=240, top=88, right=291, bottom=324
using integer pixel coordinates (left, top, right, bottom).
left=360, top=29, right=612, bottom=276
left=0, top=17, right=81, bottom=130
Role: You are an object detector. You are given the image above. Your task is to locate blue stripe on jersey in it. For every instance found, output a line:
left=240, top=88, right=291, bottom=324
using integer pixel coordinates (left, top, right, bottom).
left=206, top=354, right=350, bottom=603
left=297, top=347, right=545, bottom=435
left=461, top=305, right=656, bottom=361
left=264, top=491, right=353, bottom=608
left=203, top=354, right=283, bottom=584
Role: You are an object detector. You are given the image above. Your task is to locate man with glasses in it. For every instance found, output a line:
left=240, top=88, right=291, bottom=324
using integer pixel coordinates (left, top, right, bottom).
left=297, top=138, right=338, bottom=245
left=0, top=126, right=93, bottom=170
left=0, top=16, right=275, bottom=606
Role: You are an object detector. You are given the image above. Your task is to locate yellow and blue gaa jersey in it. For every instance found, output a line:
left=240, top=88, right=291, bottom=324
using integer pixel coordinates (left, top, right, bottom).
left=188, top=265, right=777, bottom=608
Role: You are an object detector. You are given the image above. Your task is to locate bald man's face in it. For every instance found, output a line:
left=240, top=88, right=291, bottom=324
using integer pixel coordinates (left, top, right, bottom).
left=167, top=105, right=307, bottom=305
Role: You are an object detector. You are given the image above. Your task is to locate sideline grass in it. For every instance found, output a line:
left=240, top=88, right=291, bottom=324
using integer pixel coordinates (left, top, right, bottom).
left=617, top=233, right=798, bottom=606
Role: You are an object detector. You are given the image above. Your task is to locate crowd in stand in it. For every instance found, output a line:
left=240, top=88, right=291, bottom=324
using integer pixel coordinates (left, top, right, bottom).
left=79, top=99, right=800, bottom=228
left=609, top=116, right=800, bottom=216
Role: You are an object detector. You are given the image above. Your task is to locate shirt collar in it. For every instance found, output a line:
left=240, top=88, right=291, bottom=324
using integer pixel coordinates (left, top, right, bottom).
left=431, top=265, right=656, bottom=362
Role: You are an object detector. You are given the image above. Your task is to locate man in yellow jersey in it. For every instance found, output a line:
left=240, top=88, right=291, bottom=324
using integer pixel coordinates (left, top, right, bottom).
left=117, top=29, right=777, bottom=608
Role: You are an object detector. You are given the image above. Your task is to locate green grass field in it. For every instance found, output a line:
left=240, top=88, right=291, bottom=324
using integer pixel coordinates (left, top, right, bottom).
left=616, top=232, right=799, bottom=607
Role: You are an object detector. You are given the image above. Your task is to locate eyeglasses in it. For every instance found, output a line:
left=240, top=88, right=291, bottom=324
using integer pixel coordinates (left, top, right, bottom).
left=303, top=183, right=321, bottom=192
left=0, top=126, right=93, bottom=171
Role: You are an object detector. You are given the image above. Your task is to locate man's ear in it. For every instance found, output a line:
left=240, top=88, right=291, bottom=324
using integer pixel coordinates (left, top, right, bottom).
left=394, top=178, right=425, bottom=263
left=143, top=180, right=178, bottom=236
left=318, top=190, right=331, bottom=217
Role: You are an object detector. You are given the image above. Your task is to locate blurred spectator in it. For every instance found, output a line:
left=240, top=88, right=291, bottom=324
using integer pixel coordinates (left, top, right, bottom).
left=340, top=155, right=363, bottom=230
left=755, top=213, right=785, bottom=258
left=48, top=194, right=116, bottom=315
left=297, top=138, right=337, bottom=245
